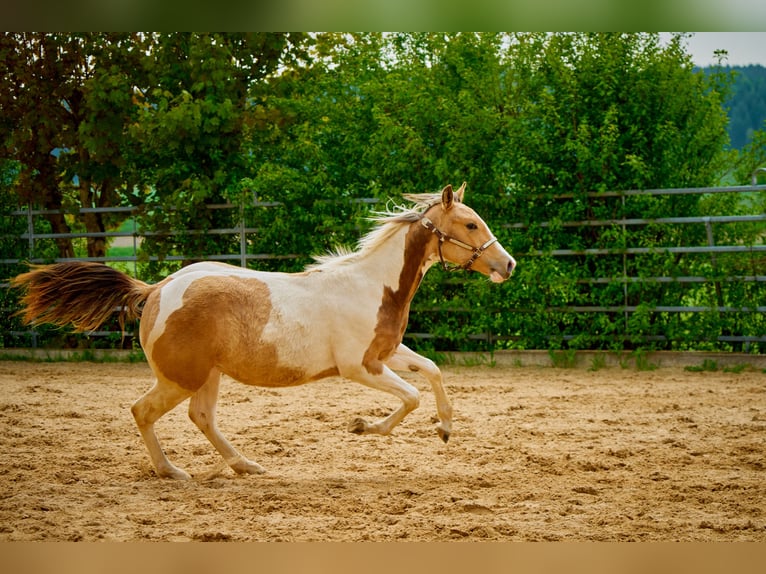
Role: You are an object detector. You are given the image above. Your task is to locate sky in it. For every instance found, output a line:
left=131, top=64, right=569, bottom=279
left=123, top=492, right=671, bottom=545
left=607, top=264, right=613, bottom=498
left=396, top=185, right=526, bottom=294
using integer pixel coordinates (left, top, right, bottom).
left=678, top=32, right=766, bottom=67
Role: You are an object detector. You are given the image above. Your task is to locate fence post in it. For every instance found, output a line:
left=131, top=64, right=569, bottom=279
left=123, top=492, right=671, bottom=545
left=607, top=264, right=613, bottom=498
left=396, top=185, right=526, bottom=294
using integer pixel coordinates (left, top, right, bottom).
left=239, top=197, right=247, bottom=268
left=26, top=201, right=34, bottom=260
left=131, top=211, right=138, bottom=278
left=26, top=202, right=37, bottom=348
left=622, top=194, right=629, bottom=340
left=704, top=216, right=724, bottom=308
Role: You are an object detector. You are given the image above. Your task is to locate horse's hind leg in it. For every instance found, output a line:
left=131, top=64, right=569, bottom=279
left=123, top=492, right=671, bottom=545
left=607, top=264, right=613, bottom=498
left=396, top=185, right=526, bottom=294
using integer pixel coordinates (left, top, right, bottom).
left=131, top=377, right=194, bottom=480
left=188, top=370, right=265, bottom=475
left=386, top=344, right=453, bottom=442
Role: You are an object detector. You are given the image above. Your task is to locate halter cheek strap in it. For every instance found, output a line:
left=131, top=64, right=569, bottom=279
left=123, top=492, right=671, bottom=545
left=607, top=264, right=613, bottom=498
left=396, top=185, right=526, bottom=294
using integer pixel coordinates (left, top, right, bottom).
left=420, top=216, right=498, bottom=272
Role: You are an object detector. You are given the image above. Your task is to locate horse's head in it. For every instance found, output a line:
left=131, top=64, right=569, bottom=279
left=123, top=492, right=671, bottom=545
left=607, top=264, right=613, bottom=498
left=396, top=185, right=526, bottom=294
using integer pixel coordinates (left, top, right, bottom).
left=421, top=183, right=516, bottom=283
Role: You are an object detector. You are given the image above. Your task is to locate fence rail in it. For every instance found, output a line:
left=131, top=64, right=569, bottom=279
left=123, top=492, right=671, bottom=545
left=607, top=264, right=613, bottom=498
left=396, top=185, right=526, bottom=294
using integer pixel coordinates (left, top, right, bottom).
left=2, top=182, right=766, bottom=351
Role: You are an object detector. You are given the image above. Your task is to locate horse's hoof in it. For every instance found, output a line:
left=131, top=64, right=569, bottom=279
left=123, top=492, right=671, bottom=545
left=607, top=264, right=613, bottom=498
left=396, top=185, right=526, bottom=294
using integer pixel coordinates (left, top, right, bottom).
left=158, top=467, right=192, bottom=480
left=231, top=459, right=266, bottom=475
left=438, top=428, right=450, bottom=443
left=348, top=417, right=367, bottom=435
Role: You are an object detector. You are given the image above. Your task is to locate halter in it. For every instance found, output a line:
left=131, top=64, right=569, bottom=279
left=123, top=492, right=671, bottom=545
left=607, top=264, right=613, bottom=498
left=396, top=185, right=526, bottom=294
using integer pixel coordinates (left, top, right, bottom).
left=420, top=216, right=498, bottom=272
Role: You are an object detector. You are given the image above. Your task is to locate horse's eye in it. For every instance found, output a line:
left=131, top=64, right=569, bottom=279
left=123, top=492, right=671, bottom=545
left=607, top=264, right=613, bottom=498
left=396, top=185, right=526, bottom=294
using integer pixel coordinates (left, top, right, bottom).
left=466, top=222, right=478, bottom=230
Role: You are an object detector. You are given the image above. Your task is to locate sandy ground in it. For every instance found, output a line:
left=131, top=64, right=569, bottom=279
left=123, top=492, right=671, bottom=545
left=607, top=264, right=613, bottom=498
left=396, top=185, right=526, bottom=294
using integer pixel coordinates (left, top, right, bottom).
left=0, top=360, right=764, bottom=542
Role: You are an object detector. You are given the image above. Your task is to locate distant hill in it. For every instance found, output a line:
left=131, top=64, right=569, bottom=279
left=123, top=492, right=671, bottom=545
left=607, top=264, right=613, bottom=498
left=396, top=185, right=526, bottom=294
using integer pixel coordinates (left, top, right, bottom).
left=704, top=64, right=766, bottom=150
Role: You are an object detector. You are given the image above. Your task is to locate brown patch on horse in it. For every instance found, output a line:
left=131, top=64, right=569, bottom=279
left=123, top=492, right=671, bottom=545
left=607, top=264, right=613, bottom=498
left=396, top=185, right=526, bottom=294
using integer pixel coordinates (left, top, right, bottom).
left=363, top=223, right=432, bottom=375
left=151, top=276, right=306, bottom=391
left=309, top=366, right=341, bottom=381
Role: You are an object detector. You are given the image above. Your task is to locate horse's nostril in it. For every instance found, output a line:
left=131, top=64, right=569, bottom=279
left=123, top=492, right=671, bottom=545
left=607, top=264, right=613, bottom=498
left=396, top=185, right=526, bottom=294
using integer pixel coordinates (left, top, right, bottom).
left=508, top=259, right=516, bottom=274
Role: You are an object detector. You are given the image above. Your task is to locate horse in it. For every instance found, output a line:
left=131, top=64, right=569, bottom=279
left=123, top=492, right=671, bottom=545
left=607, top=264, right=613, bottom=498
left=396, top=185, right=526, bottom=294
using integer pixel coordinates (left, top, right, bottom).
left=11, top=183, right=516, bottom=479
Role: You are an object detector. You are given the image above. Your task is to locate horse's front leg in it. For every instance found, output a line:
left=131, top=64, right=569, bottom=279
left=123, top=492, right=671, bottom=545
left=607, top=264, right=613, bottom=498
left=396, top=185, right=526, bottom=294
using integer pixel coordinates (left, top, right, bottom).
left=344, top=364, right=420, bottom=437
left=385, top=344, right=453, bottom=443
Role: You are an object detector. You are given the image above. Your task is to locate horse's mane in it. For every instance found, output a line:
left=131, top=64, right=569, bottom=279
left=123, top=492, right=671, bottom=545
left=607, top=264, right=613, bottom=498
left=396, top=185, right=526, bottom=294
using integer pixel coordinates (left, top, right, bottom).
left=307, top=193, right=440, bottom=270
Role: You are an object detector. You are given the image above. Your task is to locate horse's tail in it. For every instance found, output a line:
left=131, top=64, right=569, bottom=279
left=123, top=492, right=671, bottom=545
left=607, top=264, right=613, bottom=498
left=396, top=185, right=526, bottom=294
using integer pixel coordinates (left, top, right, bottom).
left=10, top=262, right=156, bottom=333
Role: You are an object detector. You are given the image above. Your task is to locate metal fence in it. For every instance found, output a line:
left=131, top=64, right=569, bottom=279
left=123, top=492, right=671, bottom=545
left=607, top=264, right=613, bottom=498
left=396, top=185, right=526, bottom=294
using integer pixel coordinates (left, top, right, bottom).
left=506, top=184, right=766, bottom=349
left=2, top=182, right=766, bottom=350
left=3, top=203, right=272, bottom=270
left=511, top=185, right=766, bottom=310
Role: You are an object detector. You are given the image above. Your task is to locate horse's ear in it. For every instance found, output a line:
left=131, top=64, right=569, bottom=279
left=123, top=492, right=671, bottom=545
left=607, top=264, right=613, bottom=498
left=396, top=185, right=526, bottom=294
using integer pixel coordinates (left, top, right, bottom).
left=456, top=182, right=466, bottom=203
left=441, top=184, right=454, bottom=210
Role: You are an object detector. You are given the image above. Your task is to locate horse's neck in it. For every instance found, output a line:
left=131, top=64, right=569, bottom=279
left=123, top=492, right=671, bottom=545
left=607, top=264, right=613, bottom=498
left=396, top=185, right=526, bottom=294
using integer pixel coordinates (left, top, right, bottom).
left=347, top=222, right=435, bottom=305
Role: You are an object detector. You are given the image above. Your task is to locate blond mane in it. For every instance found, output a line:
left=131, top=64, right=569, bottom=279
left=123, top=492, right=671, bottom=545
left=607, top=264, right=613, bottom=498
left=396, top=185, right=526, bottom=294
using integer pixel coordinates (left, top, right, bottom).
left=307, top=193, right=441, bottom=270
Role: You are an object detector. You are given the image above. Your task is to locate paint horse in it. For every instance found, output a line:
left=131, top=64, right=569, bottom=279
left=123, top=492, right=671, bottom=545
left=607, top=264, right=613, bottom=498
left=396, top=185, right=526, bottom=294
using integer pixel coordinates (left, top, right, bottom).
left=12, top=183, right=516, bottom=479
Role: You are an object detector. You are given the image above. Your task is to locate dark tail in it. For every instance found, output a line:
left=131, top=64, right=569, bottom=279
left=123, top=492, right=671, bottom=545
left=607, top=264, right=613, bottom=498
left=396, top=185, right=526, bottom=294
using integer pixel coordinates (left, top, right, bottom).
left=11, top=262, right=155, bottom=333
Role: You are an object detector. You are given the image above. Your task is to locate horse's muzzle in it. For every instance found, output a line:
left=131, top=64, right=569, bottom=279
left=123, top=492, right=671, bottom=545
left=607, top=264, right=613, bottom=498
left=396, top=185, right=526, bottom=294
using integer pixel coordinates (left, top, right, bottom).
left=489, top=257, right=516, bottom=283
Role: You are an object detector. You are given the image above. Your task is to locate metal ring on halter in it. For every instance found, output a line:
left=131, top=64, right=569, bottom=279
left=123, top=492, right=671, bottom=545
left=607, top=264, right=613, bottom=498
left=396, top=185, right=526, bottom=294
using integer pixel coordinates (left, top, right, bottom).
left=420, top=216, right=498, bottom=271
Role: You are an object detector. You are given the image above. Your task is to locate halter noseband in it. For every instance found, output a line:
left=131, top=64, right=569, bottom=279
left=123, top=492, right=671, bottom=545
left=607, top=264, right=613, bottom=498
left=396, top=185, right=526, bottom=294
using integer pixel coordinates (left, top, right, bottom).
left=420, top=216, right=498, bottom=272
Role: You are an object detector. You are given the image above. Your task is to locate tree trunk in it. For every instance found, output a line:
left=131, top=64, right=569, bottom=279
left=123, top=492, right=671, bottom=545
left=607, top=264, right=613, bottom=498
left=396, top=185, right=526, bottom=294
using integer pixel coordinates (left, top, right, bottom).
left=44, top=212, right=75, bottom=259
left=36, top=159, right=75, bottom=259
left=82, top=210, right=106, bottom=258
left=79, top=175, right=108, bottom=259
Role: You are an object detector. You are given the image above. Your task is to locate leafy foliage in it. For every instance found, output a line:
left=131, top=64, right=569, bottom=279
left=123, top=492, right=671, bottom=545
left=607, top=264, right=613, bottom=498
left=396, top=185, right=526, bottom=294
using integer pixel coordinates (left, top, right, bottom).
left=1, top=33, right=764, bottom=353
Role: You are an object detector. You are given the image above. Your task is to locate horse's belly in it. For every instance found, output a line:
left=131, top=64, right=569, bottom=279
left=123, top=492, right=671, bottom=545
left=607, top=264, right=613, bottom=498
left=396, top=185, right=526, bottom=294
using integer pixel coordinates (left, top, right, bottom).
left=220, top=351, right=337, bottom=388
left=221, top=309, right=336, bottom=387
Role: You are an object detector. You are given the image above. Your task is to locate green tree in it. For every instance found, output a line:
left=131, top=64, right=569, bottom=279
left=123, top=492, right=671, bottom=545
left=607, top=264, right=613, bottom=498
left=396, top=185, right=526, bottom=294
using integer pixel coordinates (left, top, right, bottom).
left=241, top=33, right=387, bottom=270
left=722, top=65, right=766, bottom=150
left=0, top=33, right=144, bottom=258
left=503, top=33, right=731, bottom=195
left=500, top=33, right=736, bottom=350
left=734, top=120, right=766, bottom=186
left=242, top=33, right=513, bottom=346
left=126, top=32, right=309, bottom=271
left=0, top=33, right=308, bottom=266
